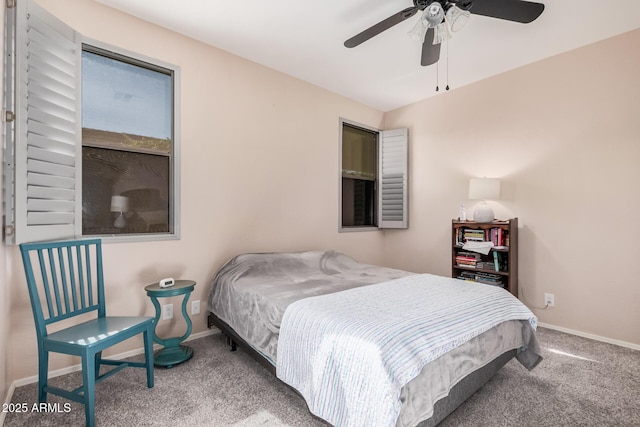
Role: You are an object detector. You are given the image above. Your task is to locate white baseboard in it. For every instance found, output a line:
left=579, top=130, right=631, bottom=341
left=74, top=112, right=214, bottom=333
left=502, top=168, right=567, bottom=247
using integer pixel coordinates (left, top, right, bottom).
left=0, top=381, right=17, bottom=426
left=538, top=322, right=640, bottom=351
left=2, top=328, right=219, bottom=415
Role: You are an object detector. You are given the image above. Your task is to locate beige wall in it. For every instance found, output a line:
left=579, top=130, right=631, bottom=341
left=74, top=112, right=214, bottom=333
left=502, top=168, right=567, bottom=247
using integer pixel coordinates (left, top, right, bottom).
left=383, top=29, right=640, bottom=347
left=6, top=0, right=386, bottom=381
left=5, top=0, right=639, bottom=388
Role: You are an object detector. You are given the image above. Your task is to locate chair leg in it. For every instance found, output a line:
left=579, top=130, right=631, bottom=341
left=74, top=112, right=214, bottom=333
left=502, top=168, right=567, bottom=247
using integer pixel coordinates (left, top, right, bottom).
left=94, top=351, right=102, bottom=379
left=144, top=328, right=155, bottom=388
left=82, top=352, right=97, bottom=427
left=38, top=348, right=48, bottom=403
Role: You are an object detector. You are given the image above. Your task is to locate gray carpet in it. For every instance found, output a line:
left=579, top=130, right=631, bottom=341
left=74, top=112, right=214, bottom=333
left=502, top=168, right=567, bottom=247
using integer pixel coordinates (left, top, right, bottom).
left=5, top=327, right=640, bottom=426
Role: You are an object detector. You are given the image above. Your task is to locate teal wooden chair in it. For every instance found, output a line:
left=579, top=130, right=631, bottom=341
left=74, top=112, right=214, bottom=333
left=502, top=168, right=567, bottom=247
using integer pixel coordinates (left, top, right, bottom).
left=20, top=239, right=155, bottom=427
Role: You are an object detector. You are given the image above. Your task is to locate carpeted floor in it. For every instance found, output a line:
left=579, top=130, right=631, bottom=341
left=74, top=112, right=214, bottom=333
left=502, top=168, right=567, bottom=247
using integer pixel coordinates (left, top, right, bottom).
left=4, top=327, right=640, bottom=426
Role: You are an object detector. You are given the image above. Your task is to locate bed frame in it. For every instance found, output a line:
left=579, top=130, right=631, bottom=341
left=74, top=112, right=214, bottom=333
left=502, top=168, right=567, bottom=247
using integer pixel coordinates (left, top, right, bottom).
left=208, top=311, right=277, bottom=375
left=207, top=311, right=516, bottom=426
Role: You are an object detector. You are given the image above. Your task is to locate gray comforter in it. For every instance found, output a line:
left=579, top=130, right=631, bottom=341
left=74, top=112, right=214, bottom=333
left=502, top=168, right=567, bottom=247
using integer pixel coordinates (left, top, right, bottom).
left=208, top=250, right=413, bottom=363
left=207, top=251, right=542, bottom=426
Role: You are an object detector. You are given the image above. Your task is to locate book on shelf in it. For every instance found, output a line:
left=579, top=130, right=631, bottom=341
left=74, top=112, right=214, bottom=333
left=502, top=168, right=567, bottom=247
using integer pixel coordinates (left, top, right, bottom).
left=455, top=251, right=481, bottom=268
left=463, top=230, right=485, bottom=242
left=455, top=271, right=504, bottom=288
left=457, top=271, right=477, bottom=282
left=457, top=226, right=509, bottom=247
left=456, top=263, right=475, bottom=269
left=475, top=272, right=504, bottom=287
left=476, top=261, right=494, bottom=270
left=454, top=250, right=507, bottom=273
left=456, top=261, right=477, bottom=268
left=456, top=251, right=481, bottom=259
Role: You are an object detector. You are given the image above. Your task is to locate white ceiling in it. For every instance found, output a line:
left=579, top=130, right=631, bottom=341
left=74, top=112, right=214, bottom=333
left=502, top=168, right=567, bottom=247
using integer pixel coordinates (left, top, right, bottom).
left=96, top=0, right=640, bottom=112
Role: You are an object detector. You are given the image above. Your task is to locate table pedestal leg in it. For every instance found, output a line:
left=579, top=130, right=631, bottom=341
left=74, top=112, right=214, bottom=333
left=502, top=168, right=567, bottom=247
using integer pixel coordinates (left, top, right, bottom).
left=149, top=293, right=194, bottom=368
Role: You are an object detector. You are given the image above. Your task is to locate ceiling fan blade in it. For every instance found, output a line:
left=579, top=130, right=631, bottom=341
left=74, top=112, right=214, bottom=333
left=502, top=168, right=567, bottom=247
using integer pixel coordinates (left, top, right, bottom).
left=344, top=6, right=419, bottom=48
left=421, top=28, right=441, bottom=66
left=469, top=0, right=544, bottom=23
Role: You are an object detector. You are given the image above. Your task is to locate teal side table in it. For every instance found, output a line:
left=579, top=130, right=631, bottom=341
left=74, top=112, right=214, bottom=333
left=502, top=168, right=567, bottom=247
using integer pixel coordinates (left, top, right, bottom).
left=144, top=279, right=196, bottom=368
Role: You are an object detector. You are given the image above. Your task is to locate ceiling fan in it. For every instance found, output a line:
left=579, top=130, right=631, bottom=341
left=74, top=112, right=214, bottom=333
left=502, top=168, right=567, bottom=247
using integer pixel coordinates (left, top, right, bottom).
left=344, top=0, right=545, bottom=66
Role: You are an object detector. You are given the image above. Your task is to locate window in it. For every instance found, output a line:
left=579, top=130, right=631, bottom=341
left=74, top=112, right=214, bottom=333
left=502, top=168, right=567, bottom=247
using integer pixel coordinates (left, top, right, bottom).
left=81, top=47, right=174, bottom=236
left=341, top=123, right=378, bottom=227
left=339, top=119, right=408, bottom=230
left=3, top=0, right=180, bottom=244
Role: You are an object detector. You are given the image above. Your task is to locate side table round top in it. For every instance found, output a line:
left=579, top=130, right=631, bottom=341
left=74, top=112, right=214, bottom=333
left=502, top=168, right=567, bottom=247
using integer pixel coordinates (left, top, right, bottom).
left=144, top=279, right=196, bottom=296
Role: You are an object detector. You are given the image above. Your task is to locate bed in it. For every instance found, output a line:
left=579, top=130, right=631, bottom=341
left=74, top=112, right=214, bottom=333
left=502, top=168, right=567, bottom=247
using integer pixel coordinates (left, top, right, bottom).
left=207, top=251, right=542, bottom=427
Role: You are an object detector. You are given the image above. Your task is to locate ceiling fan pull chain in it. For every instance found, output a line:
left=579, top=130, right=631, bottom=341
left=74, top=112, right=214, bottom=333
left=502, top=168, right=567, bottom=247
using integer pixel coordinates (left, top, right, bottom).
left=446, top=40, right=450, bottom=91
left=436, top=60, right=439, bottom=91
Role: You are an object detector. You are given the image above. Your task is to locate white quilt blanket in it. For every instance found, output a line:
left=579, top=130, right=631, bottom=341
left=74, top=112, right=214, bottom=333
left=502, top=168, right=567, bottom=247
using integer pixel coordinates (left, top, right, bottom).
left=276, top=274, right=537, bottom=427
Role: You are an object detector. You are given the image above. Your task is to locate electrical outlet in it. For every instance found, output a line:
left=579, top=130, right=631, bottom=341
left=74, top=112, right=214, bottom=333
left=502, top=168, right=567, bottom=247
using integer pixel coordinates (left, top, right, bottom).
left=191, top=300, right=200, bottom=315
left=162, top=303, right=173, bottom=320
left=544, top=293, right=555, bottom=308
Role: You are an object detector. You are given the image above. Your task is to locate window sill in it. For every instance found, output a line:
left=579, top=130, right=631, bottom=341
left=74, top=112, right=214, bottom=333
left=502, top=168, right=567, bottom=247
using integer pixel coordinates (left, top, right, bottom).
left=89, top=233, right=180, bottom=244
left=339, top=226, right=380, bottom=233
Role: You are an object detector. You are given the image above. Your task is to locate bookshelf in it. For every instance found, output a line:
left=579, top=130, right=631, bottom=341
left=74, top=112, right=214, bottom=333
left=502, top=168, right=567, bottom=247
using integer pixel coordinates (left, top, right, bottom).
left=452, top=218, right=518, bottom=297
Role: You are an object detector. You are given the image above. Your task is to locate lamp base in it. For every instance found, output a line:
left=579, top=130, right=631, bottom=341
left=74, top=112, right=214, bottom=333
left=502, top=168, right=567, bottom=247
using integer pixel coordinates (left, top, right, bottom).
left=114, top=212, right=126, bottom=229
left=473, top=203, right=495, bottom=223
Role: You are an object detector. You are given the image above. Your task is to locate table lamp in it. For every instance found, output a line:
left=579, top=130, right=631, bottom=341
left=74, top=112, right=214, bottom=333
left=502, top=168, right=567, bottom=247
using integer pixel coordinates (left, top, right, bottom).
left=468, top=178, right=500, bottom=223
left=110, top=195, right=129, bottom=228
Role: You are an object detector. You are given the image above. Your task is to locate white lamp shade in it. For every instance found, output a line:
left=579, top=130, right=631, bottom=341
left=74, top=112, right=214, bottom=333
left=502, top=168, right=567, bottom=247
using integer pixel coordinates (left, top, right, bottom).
left=468, top=178, right=501, bottom=201
left=110, top=196, right=129, bottom=213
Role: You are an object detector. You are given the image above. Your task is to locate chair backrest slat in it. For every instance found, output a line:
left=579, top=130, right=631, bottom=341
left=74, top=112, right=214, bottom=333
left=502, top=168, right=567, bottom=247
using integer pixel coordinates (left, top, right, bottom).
left=46, top=248, right=64, bottom=317
left=20, top=239, right=105, bottom=338
left=66, top=245, right=79, bottom=311
left=57, top=248, right=70, bottom=313
left=96, top=242, right=105, bottom=317
left=56, top=247, right=71, bottom=314
left=84, top=244, right=95, bottom=308
left=76, top=245, right=87, bottom=309
left=35, top=249, right=55, bottom=319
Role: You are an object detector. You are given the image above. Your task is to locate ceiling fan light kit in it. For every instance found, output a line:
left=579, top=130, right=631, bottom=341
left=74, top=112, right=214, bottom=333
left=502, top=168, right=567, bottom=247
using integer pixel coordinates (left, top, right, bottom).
left=425, top=2, right=445, bottom=26
left=446, top=5, right=471, bottom=32
left=433, top=22, right=451, bottom=44
left=408, top=15, right=430, bottom=43
left=409, top=5, right=458, bottom=45
left=344, top=0, right=545, bottom=67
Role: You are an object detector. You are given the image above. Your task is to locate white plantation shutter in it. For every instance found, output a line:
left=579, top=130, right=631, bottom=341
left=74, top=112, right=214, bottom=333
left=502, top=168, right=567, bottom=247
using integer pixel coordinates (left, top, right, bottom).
left=378, top=128, right=408, bottom=229
left=6, top=0, right=81, bottom=244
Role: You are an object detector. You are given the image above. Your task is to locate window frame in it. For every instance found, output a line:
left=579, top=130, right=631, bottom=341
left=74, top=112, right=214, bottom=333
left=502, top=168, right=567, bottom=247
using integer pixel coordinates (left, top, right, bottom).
left=2, top=0, right=181, bottom=244
left=339, top=118, right=409, bottom=232
left=79, top=38, right=181, bottom=243
left=339, top=118, right=380, bottom=232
